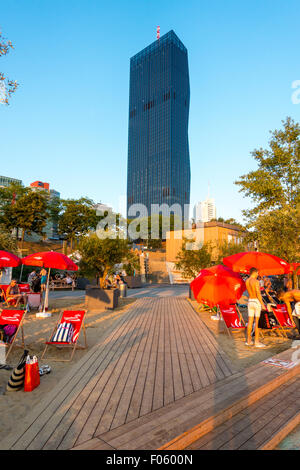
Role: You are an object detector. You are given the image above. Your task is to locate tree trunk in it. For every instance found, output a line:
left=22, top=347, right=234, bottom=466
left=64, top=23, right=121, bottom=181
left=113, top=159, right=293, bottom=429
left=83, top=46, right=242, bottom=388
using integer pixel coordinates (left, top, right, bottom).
left=20, top=229, right=25, bottom=250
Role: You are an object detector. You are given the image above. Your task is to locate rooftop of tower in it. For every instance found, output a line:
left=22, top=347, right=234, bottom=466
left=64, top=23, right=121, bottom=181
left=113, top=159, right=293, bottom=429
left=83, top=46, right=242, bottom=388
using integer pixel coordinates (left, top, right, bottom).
left=130, top=30, right=187, bottom=64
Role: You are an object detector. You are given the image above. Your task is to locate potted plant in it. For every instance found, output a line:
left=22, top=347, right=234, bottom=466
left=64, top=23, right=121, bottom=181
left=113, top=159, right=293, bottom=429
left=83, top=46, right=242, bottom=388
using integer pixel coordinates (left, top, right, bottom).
left=78, top=233, right=132, bottom=309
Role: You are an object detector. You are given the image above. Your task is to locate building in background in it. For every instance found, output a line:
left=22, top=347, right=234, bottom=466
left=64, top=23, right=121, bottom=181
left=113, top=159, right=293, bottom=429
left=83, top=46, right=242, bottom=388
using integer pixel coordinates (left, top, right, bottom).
left=29, top=180, right=61, bottom=240
left=166, top=221, right=246, bottom=264
left=0, top=175, right=22, bottom=188
left=127, top=30, right=191, bottom=220
left=193, top=198, right=216, bottom=224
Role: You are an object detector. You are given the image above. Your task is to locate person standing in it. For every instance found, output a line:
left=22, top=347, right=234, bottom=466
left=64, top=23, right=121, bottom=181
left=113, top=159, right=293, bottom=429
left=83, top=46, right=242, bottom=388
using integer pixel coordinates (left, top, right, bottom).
left=40, top=268, right=47, bottom=292
left=27, top=270, right=37, bottom=291
left=245, top=268, right=266, bottom=348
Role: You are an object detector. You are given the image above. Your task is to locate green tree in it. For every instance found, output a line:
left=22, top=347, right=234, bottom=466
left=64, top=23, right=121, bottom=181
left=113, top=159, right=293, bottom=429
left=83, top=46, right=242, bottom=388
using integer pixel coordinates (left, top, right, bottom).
left=78, top=233, right=132, bottom=288
left=175, top=239, right=212, bottom=279
left=0, top=29, right=18, bottom=104
left=236, top=117, right=300, bottom=263
left=0, top=225, right=17, bottom=252
left=58, top=198, right=99, bottom=250
left=2, top=191, right=48, bottom=246
left=215, top=239, right=248, bottom=265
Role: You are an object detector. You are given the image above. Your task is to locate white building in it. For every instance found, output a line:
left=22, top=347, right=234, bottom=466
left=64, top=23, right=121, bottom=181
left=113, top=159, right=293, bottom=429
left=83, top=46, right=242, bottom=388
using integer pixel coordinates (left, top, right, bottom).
left=193, top=198, right=216, bottom=224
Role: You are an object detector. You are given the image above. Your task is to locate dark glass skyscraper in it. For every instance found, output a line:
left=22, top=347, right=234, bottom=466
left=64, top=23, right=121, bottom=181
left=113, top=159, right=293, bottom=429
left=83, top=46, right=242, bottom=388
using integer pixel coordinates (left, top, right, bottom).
left=127, top=30, right=191, bottom=219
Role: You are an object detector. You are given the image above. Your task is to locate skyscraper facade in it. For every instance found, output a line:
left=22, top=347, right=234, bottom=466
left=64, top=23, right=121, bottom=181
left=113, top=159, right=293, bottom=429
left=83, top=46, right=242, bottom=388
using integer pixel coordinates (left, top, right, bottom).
left=127, top=30, right=191, bottom=219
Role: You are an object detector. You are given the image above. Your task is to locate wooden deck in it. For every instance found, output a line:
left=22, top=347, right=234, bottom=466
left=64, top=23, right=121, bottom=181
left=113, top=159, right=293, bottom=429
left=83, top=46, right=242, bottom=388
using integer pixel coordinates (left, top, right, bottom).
left=186, top=376, right=300, bottom=450
left=1, top=297, right=236, bottom=450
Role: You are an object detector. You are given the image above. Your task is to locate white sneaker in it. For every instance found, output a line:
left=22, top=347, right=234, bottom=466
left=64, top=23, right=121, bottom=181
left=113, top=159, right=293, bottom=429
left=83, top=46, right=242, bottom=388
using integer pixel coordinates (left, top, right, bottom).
left=245, top=341, right=254, bottom=346
left=254, top=342, right=266, bottom=348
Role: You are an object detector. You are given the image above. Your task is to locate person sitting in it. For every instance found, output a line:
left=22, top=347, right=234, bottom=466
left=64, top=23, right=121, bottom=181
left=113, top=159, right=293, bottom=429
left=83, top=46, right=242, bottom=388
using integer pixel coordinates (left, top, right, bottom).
left=6, top=279, right=28, bottom=307
left=277, top=289, right=300, bottom=339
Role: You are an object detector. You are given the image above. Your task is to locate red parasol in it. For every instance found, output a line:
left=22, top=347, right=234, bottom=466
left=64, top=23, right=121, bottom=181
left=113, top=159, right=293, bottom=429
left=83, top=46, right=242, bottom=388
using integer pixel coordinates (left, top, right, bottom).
left=0, top=250, right=21, bottom=268
left=223, top=252, right=290, bottom=276
left=22, top=251, right=78, bottom=271
left=190, top=265, right=246, bottom=307
left=22, top=251, right=78, bottom=315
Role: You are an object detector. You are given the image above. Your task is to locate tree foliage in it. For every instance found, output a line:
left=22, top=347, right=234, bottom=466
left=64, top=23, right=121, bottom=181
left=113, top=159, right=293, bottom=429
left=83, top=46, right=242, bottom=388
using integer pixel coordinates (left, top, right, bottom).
left=175, top=239, right=212, bottom=279
left=0, top=184, right=48, bottom=245
left=78, top=233, right=133, bottom=288
left=0, top=29, right=18, bottom=104
left=58, top=198, right=99, bottom=250
left=236, top=117, right=300, bottom=262
left=0, top=225, right=17, bottom=252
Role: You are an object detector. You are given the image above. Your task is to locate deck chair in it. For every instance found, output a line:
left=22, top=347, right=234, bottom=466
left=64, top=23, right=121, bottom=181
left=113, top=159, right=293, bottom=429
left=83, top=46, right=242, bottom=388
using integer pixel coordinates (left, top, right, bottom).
left=271, top=304, right=296, bottom=338
left=218, top=304, right=246, bottom=337
left=0, top=309, right=26, bottom=359
left=42, top=310, right=87, bottom=362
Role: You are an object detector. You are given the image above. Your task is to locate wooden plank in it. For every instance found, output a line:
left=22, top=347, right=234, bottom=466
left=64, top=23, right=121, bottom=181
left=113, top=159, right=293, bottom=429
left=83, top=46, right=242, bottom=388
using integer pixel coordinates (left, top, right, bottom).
left=167, top=299, right=185, bottom=401
left=139, top=301, right=162, bottom=416
left=27, top=299, right=146, bottom=450
left=118, top=363, right=296, bottom=450
left=1, top=301, right=140, bottom=451
left=52, top=299, right=150, bottom=450
left=125, top=298, right=161, bottom=423
left=72, top=437, right=115, bottom=450
left=169, top=300, right=194, bottom=397
left=260, top=411, right=300, bottom=450
left=94, top=300, right=154, bottom=435
left=163, top=298, right=175, bottom=406
left=184, top=303, right=231, bottom=380
left=152, top=299, right=166, bottom=411
left=188, top=378, right=300, bottom=449
left=172, top=298, right=206, bottom=391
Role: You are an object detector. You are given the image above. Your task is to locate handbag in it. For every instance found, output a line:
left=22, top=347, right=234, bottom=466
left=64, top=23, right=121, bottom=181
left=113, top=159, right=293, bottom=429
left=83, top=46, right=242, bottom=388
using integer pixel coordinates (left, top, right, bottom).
left=6, top=349, right=29, bottom=392
left=24, top=356, right=40, bottom=392
left=24, top=355, right=40, bottom=392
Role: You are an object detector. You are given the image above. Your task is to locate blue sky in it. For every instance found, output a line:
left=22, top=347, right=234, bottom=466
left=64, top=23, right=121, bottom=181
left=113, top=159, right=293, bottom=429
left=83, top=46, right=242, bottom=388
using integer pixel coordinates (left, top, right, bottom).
left=1, top=0, right=300, bottom=222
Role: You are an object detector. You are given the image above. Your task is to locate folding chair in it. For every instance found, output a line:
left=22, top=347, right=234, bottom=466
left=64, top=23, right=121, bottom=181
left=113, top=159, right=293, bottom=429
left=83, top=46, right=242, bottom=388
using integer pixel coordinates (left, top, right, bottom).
left=271, top=304, right=296, bottom=338
left=0, top=309, right=26, bottom=359
left=218, top=304, right=246, bottom=337
left=42, top=310, right=87, bottom=362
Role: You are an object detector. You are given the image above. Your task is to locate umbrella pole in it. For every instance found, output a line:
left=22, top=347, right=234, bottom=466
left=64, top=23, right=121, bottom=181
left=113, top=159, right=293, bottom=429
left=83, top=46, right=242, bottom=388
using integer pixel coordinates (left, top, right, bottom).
left=19, top=264, right=24, bottom=283
left=43, top=268, right=51, bottom=313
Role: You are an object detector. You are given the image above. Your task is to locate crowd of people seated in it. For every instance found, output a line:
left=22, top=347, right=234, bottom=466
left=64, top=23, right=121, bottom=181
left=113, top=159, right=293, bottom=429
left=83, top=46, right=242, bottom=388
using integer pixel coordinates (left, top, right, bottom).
left=104, top=272, right=127, bottom=289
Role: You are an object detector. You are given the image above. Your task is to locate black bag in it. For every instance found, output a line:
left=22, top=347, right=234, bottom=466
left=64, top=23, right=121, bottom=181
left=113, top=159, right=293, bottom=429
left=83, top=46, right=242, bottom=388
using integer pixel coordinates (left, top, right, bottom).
left=6, top=349, right=29, bottom=392
left=258, top=311, right=279, bottom=329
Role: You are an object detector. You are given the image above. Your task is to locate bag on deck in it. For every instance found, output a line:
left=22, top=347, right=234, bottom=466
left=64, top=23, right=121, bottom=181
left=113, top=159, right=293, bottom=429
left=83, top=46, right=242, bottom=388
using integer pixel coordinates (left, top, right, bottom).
left=6, top=349, right=29, bottom=392
left=24, top=356, right=40, bottom=392
left=258, top=311, right=278, bottom=329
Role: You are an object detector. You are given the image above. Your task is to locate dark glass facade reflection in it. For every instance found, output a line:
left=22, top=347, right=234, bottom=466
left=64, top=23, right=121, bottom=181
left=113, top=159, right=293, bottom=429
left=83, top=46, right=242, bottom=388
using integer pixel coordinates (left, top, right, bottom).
left=127, top=30, right=191, bottom=219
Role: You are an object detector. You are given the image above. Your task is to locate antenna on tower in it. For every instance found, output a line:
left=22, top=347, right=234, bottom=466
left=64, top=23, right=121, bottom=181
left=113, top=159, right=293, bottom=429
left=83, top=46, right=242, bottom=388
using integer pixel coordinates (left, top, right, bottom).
left=157, top=26, right=160, bottom=40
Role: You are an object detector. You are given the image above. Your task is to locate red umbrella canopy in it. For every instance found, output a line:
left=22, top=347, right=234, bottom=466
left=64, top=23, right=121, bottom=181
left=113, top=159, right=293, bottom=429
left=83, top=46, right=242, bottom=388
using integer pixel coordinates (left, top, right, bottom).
left=223, top=252, right=290, bottom=276
left=22, top=251, right=78, bottom=271
left=190, top=265, right=246, bottom=307
left=0, top=250, right=21, bottom=268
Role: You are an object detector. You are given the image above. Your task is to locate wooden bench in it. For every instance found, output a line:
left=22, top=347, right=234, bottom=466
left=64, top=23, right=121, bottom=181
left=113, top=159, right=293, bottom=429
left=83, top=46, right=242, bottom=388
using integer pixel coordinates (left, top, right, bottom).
left=50, top=280, right=76, bottom=291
